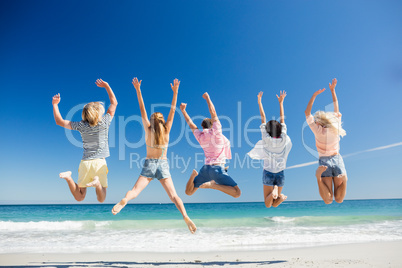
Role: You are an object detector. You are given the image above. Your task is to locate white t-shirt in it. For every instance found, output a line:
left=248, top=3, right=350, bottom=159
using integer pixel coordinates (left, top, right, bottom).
left=247, top=123, right=292, bottom=173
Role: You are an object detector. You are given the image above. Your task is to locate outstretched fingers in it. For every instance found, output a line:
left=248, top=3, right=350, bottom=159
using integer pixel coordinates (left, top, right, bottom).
left=132, top=77, right=142, bottom=90
left=276, top=90, right=287, bottom=102
left=171, top=78, right=180, bottom=92
left=95, top=79, right=109, bottom=88
left=329, top=78, right=337, bottom=91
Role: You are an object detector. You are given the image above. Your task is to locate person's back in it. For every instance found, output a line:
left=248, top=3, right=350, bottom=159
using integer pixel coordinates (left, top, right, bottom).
left=181, top=92, right=241, bottom=199
left=306, top=111, right=342, bottom=157
left=193, top=119, right=231, bottom=165
left=52, top=79, right=118, bottom=203
left=72, top=112, right=112, bottom=160
left=259, top=121, right=292, bottom=173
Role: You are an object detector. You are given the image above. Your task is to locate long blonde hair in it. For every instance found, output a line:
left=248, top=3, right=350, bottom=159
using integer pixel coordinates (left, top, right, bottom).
left=82, top=102, right=105, bottom=127
left=314, top=111, right=346, bottom=137
left=150, top=112, right=167, bottom=147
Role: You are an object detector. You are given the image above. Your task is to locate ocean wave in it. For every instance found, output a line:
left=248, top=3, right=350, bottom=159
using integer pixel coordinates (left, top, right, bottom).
left=1, top=220, right=402, bottom=254
left=1, top=214, right=402, bottom=232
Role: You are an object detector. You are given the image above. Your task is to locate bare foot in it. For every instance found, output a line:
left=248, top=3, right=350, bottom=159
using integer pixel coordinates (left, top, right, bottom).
left=272, top=185, right=279, bottom=199
left=59, top=171, right=72, bottom=180
left=184, top=216, right=197, bottom=234
left=190, top=169, right=198, bottom=181
left=200, top=180, right=216, bottom=189
left=273, top=194, right=287, bottom=207
left=112, top=198, right=128, bottom=215
left=316, top=165, right=328, bottom=178
left=185, top=170, right=198, bottom=196
left=86, top=176, right=100, bottom=187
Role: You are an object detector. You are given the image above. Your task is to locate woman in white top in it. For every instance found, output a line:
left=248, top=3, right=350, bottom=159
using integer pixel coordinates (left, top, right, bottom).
left=248, top=91, right=292, bottom=208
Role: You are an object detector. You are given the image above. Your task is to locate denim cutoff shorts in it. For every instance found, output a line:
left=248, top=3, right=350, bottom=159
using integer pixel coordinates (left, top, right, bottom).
left=319, top=154, right=347, bottom=177
left=140, top=159, right=171, bottom=180
left=262, top=170, right=285, bottom=187
left=194, top=165, right=238, bottom=188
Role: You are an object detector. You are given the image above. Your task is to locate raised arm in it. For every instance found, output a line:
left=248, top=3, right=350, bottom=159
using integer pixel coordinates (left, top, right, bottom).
left=202, top=92, right=218, bottom=122
left=305, top=88, right=326, bottom=116
left=329, top=78, right=339, bottom=114
left=132, top=77, right=150, bottom=128
left=180, top=103, right=198, bottom=132
left=258, top=91, right=266, bottom=124
left=95, top=79, right=118, bottom=117
left=165, top=78, right=180, bottom=131
left=276, top=90, right=287, bottom=124
left=52, top=94, right=72, bottom=129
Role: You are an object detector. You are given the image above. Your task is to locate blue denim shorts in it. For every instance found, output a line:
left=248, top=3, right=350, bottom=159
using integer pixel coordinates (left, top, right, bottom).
left=262, top=170, right=285, bottom=187
left=140, top=159, right=171, bottom=180
left=319, top=154, right=347, bottom=177
left=194, top=165, right=238, bottom=188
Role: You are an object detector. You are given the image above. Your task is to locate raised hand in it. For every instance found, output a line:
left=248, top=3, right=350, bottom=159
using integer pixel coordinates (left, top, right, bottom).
left=329, top=78, right=337, bottom=92
left=202, top=92, right=210, bottom=100
left=95, top=79, right=110, bottom=88
left=314, top=88, right=326, bottom=96
left=170, top=78, right=180, bottom=93
left=180, top=103, right=187, bottom=111
left=52, top=93, right=61, bottom=105
left=258, top=91, right=263, bottom=102
left=132, top=77, right=142, bottom=91
left=276, top=90, right=287, bottom=103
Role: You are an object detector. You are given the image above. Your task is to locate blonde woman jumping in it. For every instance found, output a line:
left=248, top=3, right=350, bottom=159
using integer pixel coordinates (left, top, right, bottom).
left=305, top=78, right=348, bottom=204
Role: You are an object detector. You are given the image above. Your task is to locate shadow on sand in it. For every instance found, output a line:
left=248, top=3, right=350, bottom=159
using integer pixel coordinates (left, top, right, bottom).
left=0, top=260, right=287, bottom=267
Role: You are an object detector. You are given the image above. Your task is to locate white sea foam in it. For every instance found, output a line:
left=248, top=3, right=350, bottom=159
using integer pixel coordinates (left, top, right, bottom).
left=1, top=219, right=402, bottom=253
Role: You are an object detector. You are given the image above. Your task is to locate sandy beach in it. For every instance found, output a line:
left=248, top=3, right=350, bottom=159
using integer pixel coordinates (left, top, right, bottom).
left=1, top=241, right=401, bottom=267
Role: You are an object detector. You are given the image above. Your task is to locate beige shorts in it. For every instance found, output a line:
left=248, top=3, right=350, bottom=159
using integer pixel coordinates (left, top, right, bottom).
left=78, top=158, right=108, bottom=188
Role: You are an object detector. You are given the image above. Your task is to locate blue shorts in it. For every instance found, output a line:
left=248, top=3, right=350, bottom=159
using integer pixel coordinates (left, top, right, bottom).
left=194, top=165, right=238, bottom=188
left=263, top=170, right=285, bottom=187
left=319, top=154, right=347, bottom=177
left=140, top=159, right=171, bottom=180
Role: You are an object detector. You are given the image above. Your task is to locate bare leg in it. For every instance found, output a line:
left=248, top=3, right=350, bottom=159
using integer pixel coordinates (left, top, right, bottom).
left=334, top=174, right=348, bottom=203
left=316, top=166, right=333, bottom=204
left=160, top=177, right=197, bottom=234
left=200, top=181, right=241, bottom=198
left=86, top=176, right=107, bottom=203
left=112, top=176, right=152, bottom=215
left=59, top=171, right=86, bottom=202
left=263, top=185, right=274, bottom=208
left=185, top=169, right=198, bottom=196
left=272, top=185, right=279, bottom=199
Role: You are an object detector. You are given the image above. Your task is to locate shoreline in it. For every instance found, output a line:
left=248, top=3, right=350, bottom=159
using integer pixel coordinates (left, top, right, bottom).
left=1, top=241, right=401, bottom=267
left=1, top=198, right=401, bottom=205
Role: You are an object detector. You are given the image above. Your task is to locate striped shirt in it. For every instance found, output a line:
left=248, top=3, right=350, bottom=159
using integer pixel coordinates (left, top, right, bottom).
left=71, top=113, right=113, bottom=160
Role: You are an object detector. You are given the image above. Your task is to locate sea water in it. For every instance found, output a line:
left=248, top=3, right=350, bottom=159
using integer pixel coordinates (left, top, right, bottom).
left=0, top=199, right=401, bottom=253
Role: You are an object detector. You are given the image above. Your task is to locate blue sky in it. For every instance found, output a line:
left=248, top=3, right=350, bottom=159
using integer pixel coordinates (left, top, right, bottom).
left=1, top=0, right=401, bottom=204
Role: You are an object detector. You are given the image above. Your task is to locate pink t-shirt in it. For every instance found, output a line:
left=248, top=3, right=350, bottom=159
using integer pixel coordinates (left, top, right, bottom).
left=306, top=114, right=341, bottom=157
left=193, top=120, right=231, bottom=165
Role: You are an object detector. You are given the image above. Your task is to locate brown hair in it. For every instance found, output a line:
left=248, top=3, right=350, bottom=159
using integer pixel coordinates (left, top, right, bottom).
left=150, top=112, right=167, bottom=146
left=82, top=102, right=105, bottom=127
left=201, top=118, right=213, bottom=129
